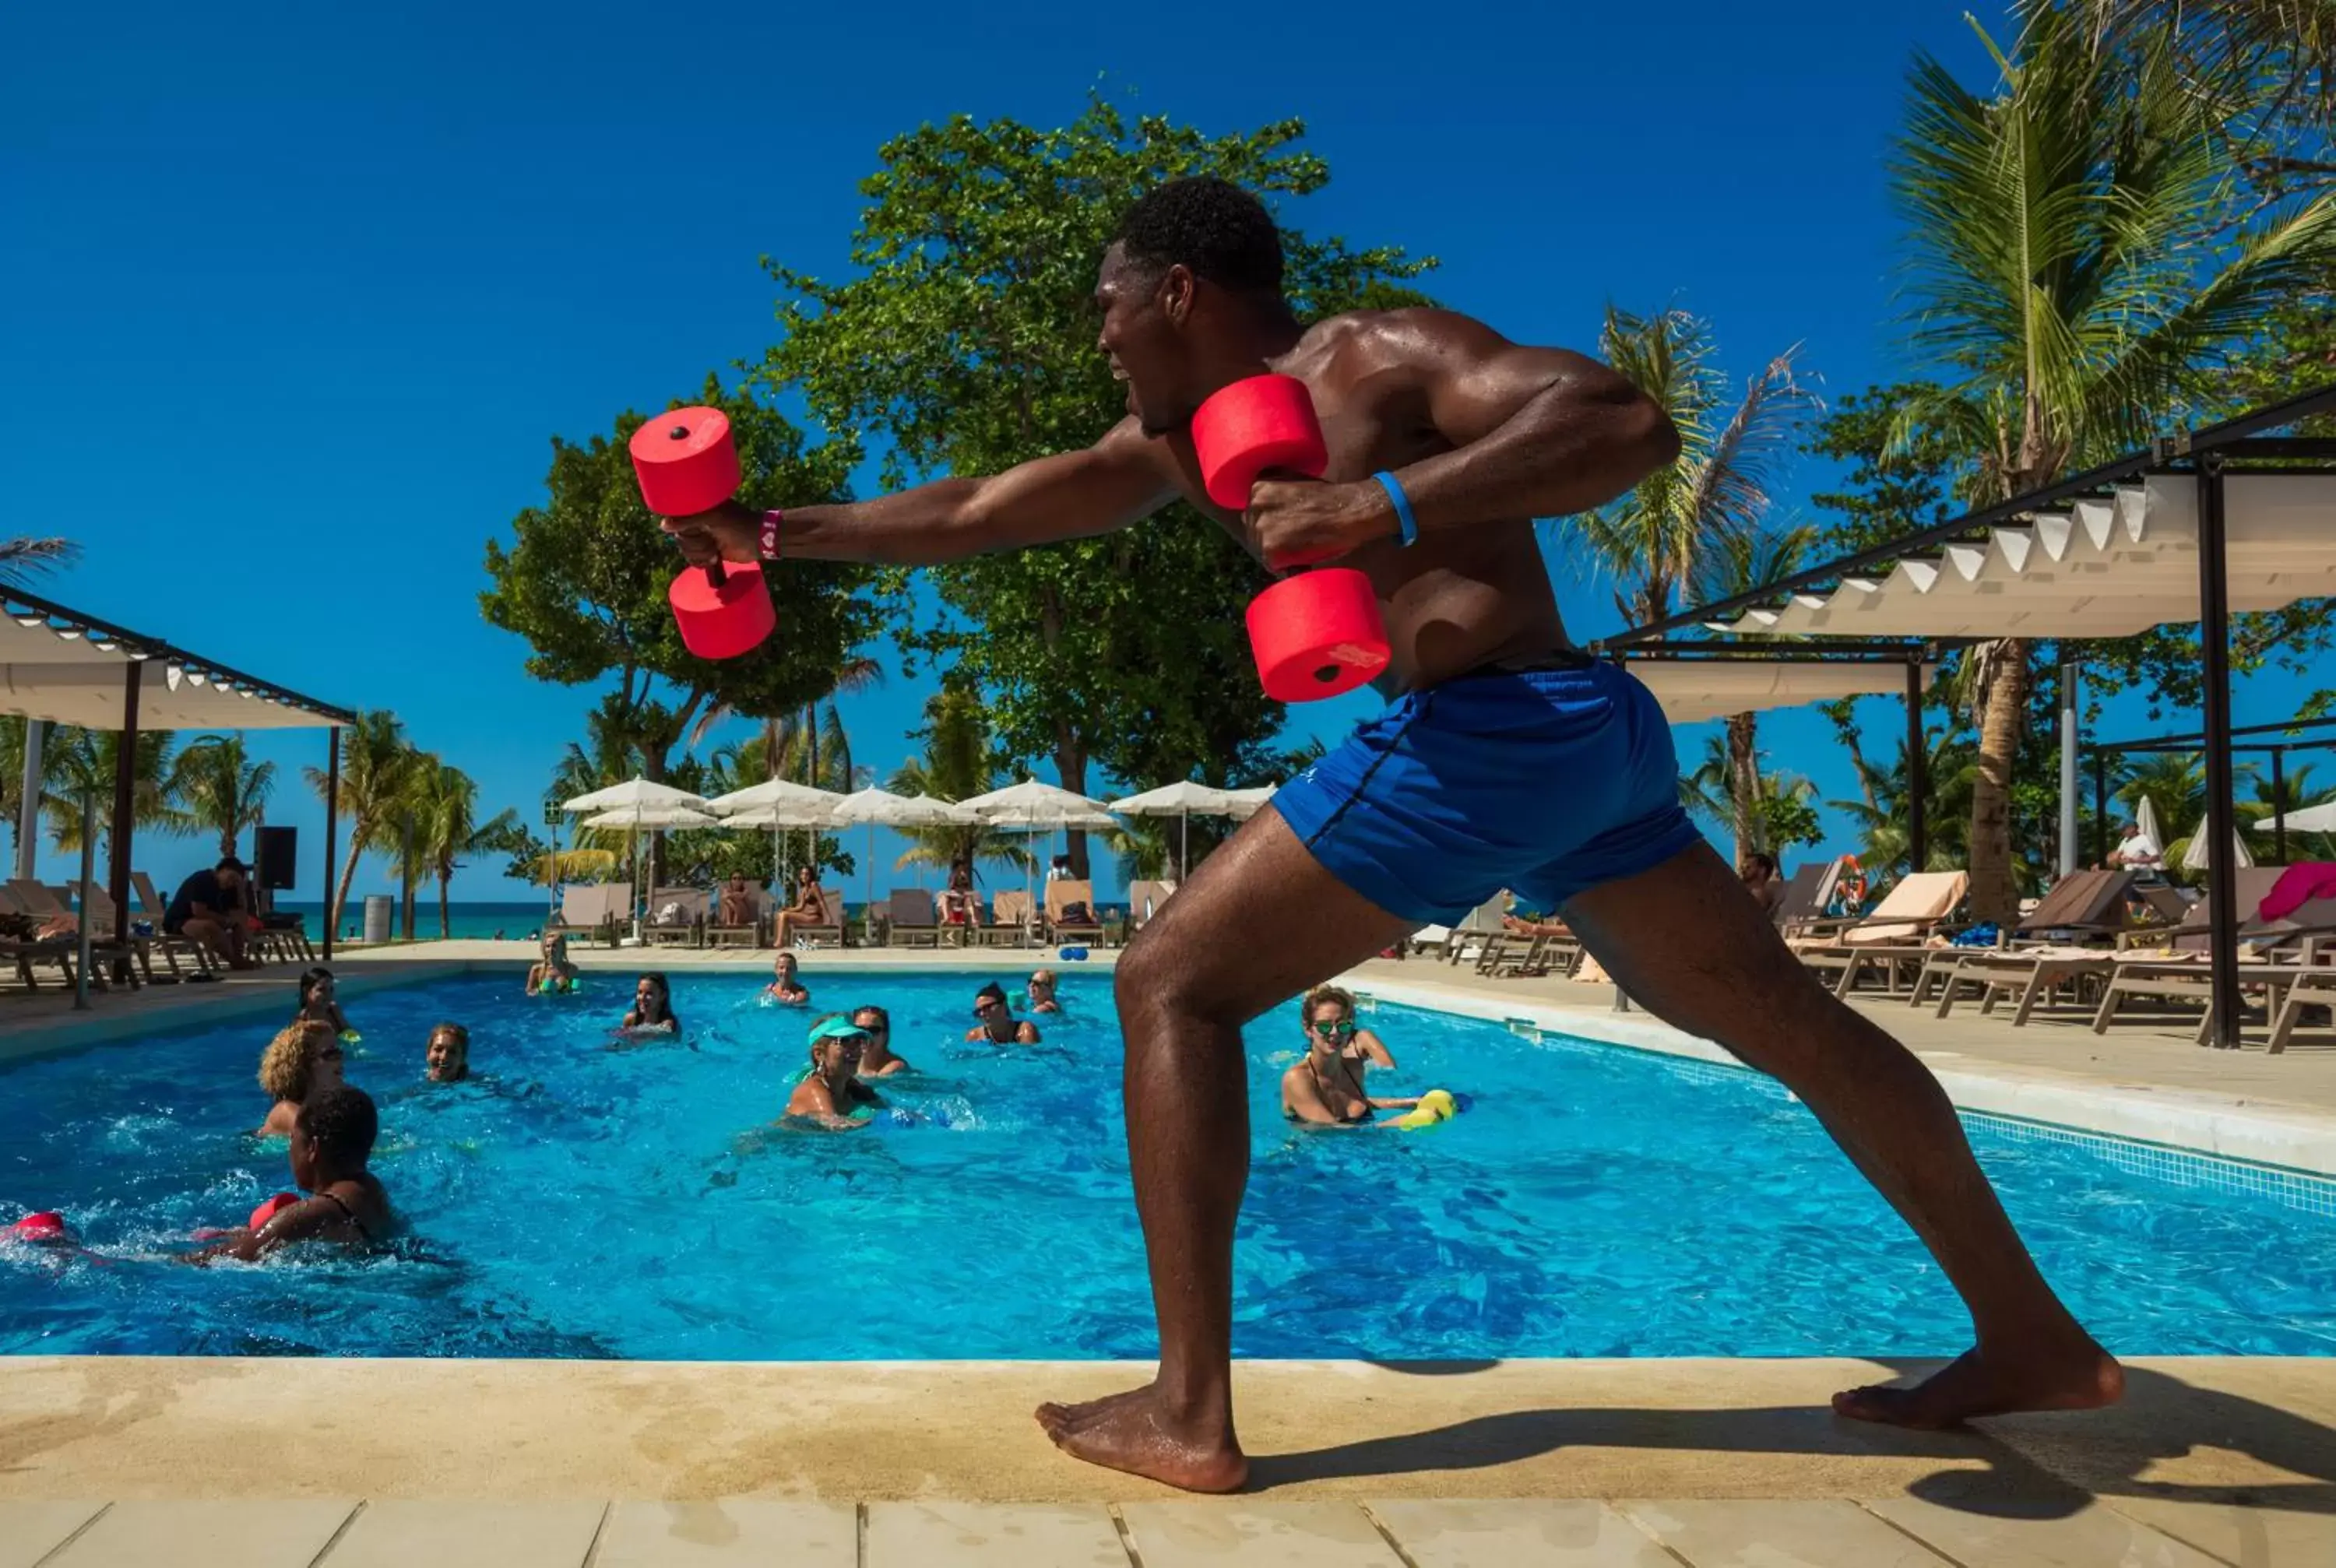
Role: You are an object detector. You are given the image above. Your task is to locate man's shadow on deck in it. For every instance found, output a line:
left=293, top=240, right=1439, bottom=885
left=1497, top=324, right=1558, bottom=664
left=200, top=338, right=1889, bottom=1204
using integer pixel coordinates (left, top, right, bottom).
left=1247, top=1361, right=2336, bottom=1520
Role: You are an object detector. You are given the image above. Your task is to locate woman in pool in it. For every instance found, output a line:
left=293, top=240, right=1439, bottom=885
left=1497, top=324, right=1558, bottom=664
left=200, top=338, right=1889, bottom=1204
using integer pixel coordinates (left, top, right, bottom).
left=257, top=1020, right=344, bottom=1137
left=621, top=973, right=680, bottom=1033
left=850, top=1004, right=911, bottom=1077
left=1279, top=985, right=1422, bottom=1126
left=786, top=1014, right=883, bottom=1130
left=772, top=867, right=830, bottom=949
left=188, top=1086, right=392, bottom=1263
left=424, top=1021, right=470, bottom=1083
left=966, top=980, right=1040, bottom=1043
left=526, top=933, right=579, bottom=995
left=294, top=967, right=357, bottom=1039
left=1026, top=969, right=1063, bottom=1015
left=763, top=951, right=810, bottom=1006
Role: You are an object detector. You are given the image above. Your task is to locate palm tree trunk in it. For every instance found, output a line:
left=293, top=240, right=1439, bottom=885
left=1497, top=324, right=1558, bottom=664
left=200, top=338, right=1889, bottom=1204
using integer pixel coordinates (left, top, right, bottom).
left=1725, top=712, right=1759, bottom=862
left=438, top=869, right=452, bottom=940
left=1967, top=638, right=2031, bottom=925
left=1055, top=731, right=1090, bottom=880
left=329, top=822, right=364, bottom=940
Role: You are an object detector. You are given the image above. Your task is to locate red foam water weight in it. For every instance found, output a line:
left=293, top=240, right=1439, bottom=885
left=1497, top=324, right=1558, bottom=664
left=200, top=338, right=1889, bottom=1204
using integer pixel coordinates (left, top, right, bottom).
left=628, top=406, right=741, bottom=517
left=670, top=560, right=777, bottom=659
left=5, top=1210, right=69, bottom=1245
left=249, top=1192, right=301, bottom=1232
left=1191, top=374, right=1328, bottom=508
left=1245, top=568, right=1390, bottom=702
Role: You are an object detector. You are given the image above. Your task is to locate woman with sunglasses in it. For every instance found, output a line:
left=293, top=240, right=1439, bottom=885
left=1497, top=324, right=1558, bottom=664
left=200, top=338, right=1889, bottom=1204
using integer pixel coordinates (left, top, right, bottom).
left=965, top=981, right=1041, bottom=1044
left=786, top=1014, right=884, bottom=1130
left=1279, top=985, right=1420, bottom=1126
left=255, top=1020, right=346, bottom=1137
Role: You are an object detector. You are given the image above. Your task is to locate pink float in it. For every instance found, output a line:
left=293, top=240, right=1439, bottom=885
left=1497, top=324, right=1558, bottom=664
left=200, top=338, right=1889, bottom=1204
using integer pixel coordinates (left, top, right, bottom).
left=1191, top=375, right=1390, bottom=702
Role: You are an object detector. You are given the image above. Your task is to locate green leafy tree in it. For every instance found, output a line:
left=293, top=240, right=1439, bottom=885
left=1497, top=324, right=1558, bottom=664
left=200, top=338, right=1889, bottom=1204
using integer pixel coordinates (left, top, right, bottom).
left=1878, top=7, right=2336, bottom=920
left=482, top=376, right=877, bottom=798
left=885, top=680, right=1035, bottom=886
left=760, top=97, right=1434, bottom=877
left=40, top=728, right=191, bottom=868
left=172, top=733, right=276, bottom=860
left=304, top=710, right=420, bottom=937
left=399, top=758, right=521, bottom=940
left=1680, top=733, right=1824, bottom=857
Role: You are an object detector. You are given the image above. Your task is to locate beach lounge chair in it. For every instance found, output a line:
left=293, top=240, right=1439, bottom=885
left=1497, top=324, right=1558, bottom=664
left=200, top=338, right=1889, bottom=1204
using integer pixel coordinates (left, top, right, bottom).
left=644, top=887, right=708, bottom=947
left=705, top=884, right=767, bottom=948
left=1128, top=880, right=1176, bottom=933
left=128, top=871, right=226, bottom=975
left=2092, top=873, right=2336, bottom=1042
left=885, top=888, right=942, bottom=948
left=1792, top=870, right=1969, bottom=997
left=1912, top=870, right=2137, bottom=1019
left=0, top=886, right=86, bottom=991
left=791, top=887, right=848, bottom=949
left=1773, top=860, right=1844, bottom=933
left=1443, top=893, right=1511, bottom=966
left=9, top=881, right=136, bottom=990
left=1045, top=880, right=1105, bottom=947
left=2267, top=968, right=2336, bottom=1054
left=973, top=889, right=1032, bottom=947
left=552, top=883, right=632, bottom=947
left=1479, top=926, right=1581, bottom=979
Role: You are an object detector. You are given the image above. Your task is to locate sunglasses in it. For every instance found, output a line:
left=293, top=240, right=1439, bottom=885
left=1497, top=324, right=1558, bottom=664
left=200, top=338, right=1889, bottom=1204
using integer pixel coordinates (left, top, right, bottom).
left=1311, top=1020, right=1356, bottom=1039
left=320, top=1046, right=347, bottom=1060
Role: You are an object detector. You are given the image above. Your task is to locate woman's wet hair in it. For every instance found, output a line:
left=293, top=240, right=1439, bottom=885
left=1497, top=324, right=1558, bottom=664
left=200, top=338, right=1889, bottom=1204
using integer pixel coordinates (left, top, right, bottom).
left=294, top=966, right=335, bottom=1016
left=259, top=1020, right=337, bottom=1101
left=851, top=1003, right=889, bottom=1032
left=1300, top=984, right=1356, bottom=1028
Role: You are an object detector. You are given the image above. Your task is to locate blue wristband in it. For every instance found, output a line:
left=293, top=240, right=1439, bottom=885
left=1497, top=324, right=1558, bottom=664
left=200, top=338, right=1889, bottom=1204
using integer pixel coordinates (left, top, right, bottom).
left=1373, top=471, right=1419, bottom=547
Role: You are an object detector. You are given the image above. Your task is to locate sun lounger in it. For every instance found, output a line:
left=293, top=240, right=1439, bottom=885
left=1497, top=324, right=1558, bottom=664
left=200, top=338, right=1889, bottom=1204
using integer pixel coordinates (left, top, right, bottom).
left=2267, top=969, right=2336, bottom=1054
left=1045, top=880, right=1105, bottom=947
left=976, top=889, right=1034, bottom=947
left=885, top=888, right=943, bottom=947
left=0, top=886, right=86, bottom=991
left=706, top=885, right=767, bottom=947
left=1792, top=870, right=1970, bottom=947
left=644, top=886, right=709, bottom=947
left=1478, top=928, right=1581, bottom=979
left=787, top=887, right=847, bottom=948
left=1444, top=893, right=1510, bottom=966
left=1128, top=880, right=1176, bottom=933
left=1774, top=860, right=1844, bottom=933
left=1911, top=870, right=2137, bottom=1014
left=552, top=883, right=632, bottom=947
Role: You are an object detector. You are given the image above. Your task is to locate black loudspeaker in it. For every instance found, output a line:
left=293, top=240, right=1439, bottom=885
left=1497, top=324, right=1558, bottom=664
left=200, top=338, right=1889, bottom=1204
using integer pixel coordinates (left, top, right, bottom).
left=255, top=826, right=299, bottom=891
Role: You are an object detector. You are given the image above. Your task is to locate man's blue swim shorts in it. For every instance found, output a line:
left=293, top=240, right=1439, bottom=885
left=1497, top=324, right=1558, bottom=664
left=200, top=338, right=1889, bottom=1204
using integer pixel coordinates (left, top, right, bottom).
left=1272, top=657, right=1703, bottom=925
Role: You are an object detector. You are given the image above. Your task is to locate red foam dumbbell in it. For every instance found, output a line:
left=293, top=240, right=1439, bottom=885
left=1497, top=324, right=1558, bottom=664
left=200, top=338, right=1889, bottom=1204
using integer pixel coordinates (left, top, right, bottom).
left=628, top=407, right=776, bottom=660
left=1190, top=375, right=1391, bottom=702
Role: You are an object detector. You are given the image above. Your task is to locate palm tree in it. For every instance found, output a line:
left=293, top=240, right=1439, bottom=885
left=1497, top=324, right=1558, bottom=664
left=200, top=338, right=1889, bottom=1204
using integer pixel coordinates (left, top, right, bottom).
left=1554, top=307, right=1821, bottom=629
left=0, top=536, right=76, bottom=585
left=1828, top=727, right=1979, bottom=879
left=885, top=683, right=1035, bottom=884
left=304, top=709, right=420, bottom=938
left=402, top=759, right=522, bottom=940
left=172, top=734, right=276, bottom=859
left=1680, top=733, right=1824, bottom=860
left=40, top=727, right=192, bottom=869
left=1887, top=5, right=2336, bottom=920
left=2116, top=751, right=2211, bottom=841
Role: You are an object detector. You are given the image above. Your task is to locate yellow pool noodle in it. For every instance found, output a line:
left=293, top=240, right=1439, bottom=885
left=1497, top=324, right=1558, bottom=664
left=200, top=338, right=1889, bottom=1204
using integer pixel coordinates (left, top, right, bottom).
left=1392, top=1088, right=1458, bottom=1130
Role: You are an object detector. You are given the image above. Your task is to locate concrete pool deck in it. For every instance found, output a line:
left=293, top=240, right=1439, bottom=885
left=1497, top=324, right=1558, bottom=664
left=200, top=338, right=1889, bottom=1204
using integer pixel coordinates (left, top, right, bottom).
left=5, top=941, right=2334, bottom=1562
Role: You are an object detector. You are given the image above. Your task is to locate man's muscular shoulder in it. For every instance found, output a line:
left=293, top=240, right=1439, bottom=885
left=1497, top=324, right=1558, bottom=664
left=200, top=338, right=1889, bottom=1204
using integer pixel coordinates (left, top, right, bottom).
left=1297, top=306, right=1517, bottom=378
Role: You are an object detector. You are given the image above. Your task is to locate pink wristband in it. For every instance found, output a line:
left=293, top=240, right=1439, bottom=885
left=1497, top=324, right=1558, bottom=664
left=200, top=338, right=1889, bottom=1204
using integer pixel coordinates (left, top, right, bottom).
left=759, top=511, right=783, bottom=561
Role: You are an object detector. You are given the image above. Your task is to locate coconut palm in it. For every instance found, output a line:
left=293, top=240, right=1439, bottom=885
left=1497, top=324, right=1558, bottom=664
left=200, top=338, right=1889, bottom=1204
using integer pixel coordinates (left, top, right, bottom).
left=172, top=733, right=276, bottom=859
left=1685, top=521, right=1821, bottom=863
left=885, top=683, right=1037, bottom=885
left=1680, top=733, right=1824, bottom=859
left=399, top=758, right=522, bottom=940
left=1887, top=5, right=2336, bottom=920
left=303, top=709, right=420, bottom=937
left=40, top=727, right=192, bottom=867
left=2116, top=751, right=2212, bottom=842
left=1552, top=307, right=1821, bottom=630
left=0, top=536, right=76, bottom=585
left=1827, top=728, right=1980, bottom=879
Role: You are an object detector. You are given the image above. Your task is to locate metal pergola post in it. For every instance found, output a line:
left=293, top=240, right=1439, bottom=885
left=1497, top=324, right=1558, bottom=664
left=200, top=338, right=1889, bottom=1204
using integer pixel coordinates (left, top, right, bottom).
left=1905, top=656, right=1927, bottom=872
left=2197, top=455, right=2242, bottom=1050
left=2092, top=751, right=2110, bottom=867
left=73, top=793, right=97, bottom=1011
left=323, top=726, right=341, bottom=962
left=107, top=660, right=142, bottom=983
left=15, top=719, right=43, bottom=882
left=2058, top=659, right=2080, bottom=878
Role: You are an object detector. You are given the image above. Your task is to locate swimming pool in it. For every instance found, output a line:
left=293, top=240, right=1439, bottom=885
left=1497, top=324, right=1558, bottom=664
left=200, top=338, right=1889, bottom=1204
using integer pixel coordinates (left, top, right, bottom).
left=3, top=969, right=2331, bottom=1360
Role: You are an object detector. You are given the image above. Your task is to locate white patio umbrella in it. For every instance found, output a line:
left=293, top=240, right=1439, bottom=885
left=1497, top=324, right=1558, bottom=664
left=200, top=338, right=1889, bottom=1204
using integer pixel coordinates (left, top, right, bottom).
left=962, top=779, right=1119, bottom=926
left=829, top=787, right=975, bottom=915
left=2251, top=800, right=2336, bottom=835
left=1221, top=785, right=1277, bottom=821
left=2130, top=797, right=2168, bottom=867
left=1109, top=781, right=1246, bottom=883
left=2181, top=815, right=2257, bottom=874
left=559, top=777, right=709, bottom=815
left=573, top=793, right=718, bottom=937
left=704, top=779, right=846, bottom=898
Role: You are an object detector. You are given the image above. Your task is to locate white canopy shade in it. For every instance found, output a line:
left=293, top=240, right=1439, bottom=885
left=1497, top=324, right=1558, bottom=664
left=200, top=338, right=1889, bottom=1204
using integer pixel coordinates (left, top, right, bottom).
left=1221, top=786, right=1276, bottom=821
left=1109, top=782, right=1248, bottom=816
left=560, top=777, right=709, bottom=815
left=0, top=596, right=350, bottom=730
left=702, top=778, right=846, bottom=817
left=1630, top=659, right=1933, bottom=725
left=1701, top=476, right=2336, bottom=641
left=580, top=803, right=718, bottom=830
left=959, top=779, right=1119, bottom=828
left=2182, top=817, right=2256, bottom=873
left=2253, top=800, right=2336, bottom=835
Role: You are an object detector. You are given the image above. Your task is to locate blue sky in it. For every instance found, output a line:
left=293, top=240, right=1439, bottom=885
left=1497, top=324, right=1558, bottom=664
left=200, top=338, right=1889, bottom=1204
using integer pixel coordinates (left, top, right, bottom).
left=3, top=1, right=2320, bottom=906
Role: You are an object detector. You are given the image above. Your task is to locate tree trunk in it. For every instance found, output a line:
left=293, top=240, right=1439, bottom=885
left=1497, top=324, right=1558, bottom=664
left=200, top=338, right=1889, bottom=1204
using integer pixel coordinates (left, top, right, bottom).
left=1724, top=712, right=1759, bottom=863
left=399, top=818, right=417, bottom=942
left=329, top=819, right=365, bottom=940
left=1967, top=638, right=2031, bottom=925
left=1055, top=733, right=1090, bottom=881
left=438, top=867, right=453, bottom=940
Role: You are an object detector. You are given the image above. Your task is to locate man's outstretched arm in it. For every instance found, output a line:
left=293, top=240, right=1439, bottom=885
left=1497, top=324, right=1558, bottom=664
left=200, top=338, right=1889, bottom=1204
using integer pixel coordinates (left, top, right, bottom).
left=662, top=419, right=1180, bottom=568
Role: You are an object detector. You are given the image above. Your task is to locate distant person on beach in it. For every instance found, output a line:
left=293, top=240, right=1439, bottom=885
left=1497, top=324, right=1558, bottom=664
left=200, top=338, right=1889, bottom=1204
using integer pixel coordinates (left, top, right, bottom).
left=786, top=1014, right=882, bottom=1129
left=294, top=966, right=356, bottom=1038
left=166, top=856, right=257, bottom=970
left=1739, top=853, right=1785, bottom=916
left=622, top=972, right=680, bottom=1033
left=938, top=864, right=979, bottom=930
left=966, top=981, right=1040, bottom=1044
left=1046, top=855, right=1071, bottom=884
left=526, top=933, right=579, bottom=994
left=424, top=1021, right=470, bottom=1083
left=189, top=1087, right=392, bottom=1262
left=773, top=867, right=829, bottom=948
left=1026, top=969, right=1063, bottom=1014
left=851, top=1004, right=910, bottom=1076
left=719, top=872, right=758, bottom=929
left=764, top=951, right=810, bottom=1006
left=257, top=1021, right=344, bottom=1137
left=1279, top=985, right=1419, bottom=1125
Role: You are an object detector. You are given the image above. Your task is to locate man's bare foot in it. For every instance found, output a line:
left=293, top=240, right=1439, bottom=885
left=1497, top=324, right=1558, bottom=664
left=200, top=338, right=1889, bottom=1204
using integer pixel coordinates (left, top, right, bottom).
left=1035, top=1383, right=1248, bottom=1493
left=1834, top=1335, right=2125, bottom=1429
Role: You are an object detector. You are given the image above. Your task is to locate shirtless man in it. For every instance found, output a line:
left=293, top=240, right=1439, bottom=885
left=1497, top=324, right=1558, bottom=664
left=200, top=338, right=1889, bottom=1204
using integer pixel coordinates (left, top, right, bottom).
left=663, top=177, right=2119, bottom=1492
left=189, top=1086, right=392, bottom=1263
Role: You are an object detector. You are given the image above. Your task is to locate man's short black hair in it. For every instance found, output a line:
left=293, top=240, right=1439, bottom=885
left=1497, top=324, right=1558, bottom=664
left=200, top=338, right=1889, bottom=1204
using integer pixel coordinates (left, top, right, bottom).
left=216, top=856, right=248, bottom=874
left=1113, top=178, right=1284, bottom=295
left=297, top=1085, right=378, bottom=1165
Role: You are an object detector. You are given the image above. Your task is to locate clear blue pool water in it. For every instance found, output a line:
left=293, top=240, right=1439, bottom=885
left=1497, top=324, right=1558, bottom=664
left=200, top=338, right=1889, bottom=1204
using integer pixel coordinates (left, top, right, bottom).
left=2, top=969, right=2331, bottom=1360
